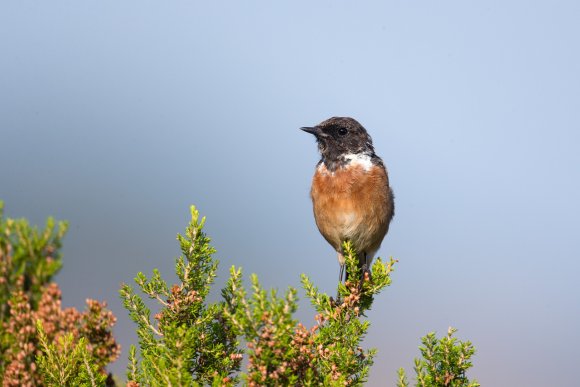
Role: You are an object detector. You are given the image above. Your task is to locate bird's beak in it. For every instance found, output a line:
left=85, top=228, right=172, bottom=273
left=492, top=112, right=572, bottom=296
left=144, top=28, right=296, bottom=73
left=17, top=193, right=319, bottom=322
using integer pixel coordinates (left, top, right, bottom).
left=300, top=126, right=321, bottom=136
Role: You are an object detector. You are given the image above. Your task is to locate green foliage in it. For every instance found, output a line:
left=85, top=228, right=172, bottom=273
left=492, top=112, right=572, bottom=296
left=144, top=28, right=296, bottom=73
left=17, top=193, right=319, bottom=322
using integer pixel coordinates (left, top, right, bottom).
left=1, top=200, right=480, bottom=385
left=299, top=242, right=396, bottom=385
left=0, top=200, right=67, bottom=321
left=120, top=205, right=242, bottom=386
left=398, top=327, right=479, bottom=387
left=36, top=320, right=106, bottom=387
left=223, top=269, right=304, bottom=385
left=121, top=204, right=400, bottom=385
left=0, top=201, right=119, bottom=386
left=223, top=242, right=396, bottom=386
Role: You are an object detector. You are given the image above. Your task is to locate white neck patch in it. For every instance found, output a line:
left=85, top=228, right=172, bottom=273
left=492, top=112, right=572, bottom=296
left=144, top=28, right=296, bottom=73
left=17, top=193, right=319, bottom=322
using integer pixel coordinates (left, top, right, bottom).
left=344, top=153, right=373, bottom=171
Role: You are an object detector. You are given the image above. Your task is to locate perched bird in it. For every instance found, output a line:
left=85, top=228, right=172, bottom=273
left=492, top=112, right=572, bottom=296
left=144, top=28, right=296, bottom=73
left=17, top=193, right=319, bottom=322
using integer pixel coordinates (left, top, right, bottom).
left=301, top=117, right=394, bottom=282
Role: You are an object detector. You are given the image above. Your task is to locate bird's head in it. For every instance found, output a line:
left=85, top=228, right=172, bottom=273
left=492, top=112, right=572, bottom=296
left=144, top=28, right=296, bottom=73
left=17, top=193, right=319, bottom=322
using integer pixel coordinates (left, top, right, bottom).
left=301, top=117, right=375, bottom=164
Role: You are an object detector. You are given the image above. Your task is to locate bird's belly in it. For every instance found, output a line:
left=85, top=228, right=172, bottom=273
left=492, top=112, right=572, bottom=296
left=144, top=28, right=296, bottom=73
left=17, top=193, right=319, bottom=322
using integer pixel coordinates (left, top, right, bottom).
left=310, top=164, right=390, bottom=254
left=313, top=198, right=385, bottom=252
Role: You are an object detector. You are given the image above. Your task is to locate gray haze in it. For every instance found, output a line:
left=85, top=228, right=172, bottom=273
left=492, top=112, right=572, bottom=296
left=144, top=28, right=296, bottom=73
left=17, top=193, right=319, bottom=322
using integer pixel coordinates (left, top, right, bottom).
left=1, top=1, right=579, bottom=385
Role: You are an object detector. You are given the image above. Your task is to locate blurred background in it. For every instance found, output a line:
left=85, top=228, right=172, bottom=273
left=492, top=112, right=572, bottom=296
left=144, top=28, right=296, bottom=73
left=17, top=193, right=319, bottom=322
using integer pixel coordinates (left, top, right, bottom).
left=1, top=1, right=579, bottom=385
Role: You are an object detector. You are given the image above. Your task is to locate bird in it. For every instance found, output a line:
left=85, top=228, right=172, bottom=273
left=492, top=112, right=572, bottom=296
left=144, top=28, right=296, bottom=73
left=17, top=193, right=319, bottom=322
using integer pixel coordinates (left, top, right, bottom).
left=301, top=117, right=394, bottom=283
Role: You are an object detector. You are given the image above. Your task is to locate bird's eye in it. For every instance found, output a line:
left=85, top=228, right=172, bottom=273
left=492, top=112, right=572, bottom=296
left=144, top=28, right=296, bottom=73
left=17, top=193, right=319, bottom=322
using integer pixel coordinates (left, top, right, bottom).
left=338, top=128, right=348, bottom=136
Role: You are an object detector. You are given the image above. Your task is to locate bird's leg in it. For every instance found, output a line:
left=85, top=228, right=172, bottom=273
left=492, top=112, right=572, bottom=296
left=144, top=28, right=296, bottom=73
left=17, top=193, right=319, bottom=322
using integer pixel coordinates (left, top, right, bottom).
left=360, top=252, right=372, bottom=289
left=335, top=263, right=345, bottom=302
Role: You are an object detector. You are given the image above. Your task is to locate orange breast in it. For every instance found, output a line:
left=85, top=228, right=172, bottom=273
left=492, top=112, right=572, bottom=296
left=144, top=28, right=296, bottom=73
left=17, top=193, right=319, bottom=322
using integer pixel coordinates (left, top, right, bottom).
left=310, top=163, right=393, bottom=255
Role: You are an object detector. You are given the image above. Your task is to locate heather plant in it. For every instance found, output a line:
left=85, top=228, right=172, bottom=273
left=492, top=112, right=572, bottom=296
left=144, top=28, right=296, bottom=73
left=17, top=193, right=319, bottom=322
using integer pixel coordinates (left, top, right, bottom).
left=223, top=242, right=396, bottom=386
left=397, top=327, right=479, bottom=387
left=2, top=200, right=480, bottom=386
left=36, top=320, right=106, bottom=387
left=0, top=201, right=120, bottom=386
left=0, top=201, right=66, bottom=322
left=120, top=206, right=243, bottom=386
left=122, top=205, right=399, bottom=386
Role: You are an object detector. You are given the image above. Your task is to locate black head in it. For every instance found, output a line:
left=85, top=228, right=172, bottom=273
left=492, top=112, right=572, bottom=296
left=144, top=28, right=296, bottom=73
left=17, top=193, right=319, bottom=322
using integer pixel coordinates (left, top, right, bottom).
left=301, top=117, right=375, bottom=168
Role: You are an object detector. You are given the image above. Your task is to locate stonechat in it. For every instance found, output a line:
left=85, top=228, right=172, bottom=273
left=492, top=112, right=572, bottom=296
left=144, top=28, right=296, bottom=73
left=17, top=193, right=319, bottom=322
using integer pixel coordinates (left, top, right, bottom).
left=301, top=117, right=395, bottom=282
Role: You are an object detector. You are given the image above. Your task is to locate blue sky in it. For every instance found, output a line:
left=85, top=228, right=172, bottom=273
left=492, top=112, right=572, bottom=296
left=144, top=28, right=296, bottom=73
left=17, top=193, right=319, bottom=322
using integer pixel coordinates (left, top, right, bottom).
left=1, top=1, right=579, bottom=385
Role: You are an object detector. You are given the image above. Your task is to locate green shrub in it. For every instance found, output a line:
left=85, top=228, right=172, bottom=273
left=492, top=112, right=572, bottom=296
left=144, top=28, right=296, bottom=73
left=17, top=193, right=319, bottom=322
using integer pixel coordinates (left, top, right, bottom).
left=0, top=201, right=119, bottom=386
left=121, top=206, right=401, bottom=386
left=1, top=201, right=479, bottom=386
left=398, top=327, right=479, bottom=387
